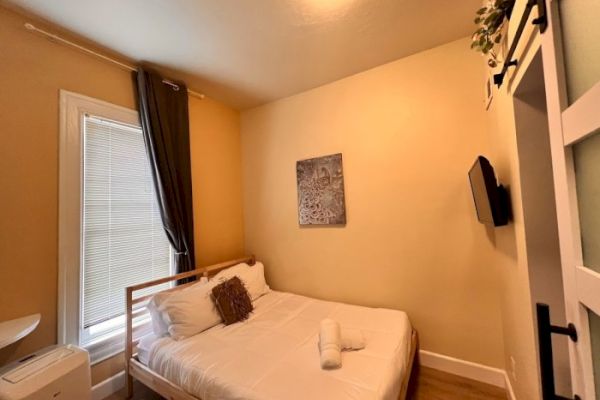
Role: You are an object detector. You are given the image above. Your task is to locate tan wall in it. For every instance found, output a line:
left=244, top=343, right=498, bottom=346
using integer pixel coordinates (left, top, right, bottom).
left=240, top=38, right=505, bottom=368
left=0, top=6, right=244, bottom=384
left=189, top=97, right=245, bottom=267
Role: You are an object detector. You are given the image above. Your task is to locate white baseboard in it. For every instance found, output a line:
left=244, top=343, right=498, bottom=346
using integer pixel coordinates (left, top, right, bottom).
left=419, top=350, right=507, bottom=389
left=91, top=370, right=126, bottom=400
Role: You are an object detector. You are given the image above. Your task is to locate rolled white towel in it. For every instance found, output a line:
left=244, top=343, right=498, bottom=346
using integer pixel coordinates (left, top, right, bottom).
left=341, top=328, right=365, bottom=351
left=319, top=318, right=342, bottom=369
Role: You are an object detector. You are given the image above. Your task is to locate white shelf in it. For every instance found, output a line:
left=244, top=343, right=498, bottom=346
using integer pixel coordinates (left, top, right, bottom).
left=0, top=314, right=41, bottom=350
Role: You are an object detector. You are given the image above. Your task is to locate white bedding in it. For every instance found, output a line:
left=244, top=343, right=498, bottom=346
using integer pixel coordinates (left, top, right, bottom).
left=146, top=291, right=412, bottom=400
left=137, top=333, right=157, bottom=366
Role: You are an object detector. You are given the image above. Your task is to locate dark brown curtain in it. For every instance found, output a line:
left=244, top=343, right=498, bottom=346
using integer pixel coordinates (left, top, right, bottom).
left=135, top=67, right=195, bottom=281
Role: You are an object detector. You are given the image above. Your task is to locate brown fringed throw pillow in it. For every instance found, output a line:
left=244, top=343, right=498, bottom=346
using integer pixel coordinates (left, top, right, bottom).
left=211, top=276, right=253, bottom=325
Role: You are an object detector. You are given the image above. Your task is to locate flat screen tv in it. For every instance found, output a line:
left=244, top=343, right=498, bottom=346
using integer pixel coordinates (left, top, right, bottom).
left=468, top=156, right=508, bottom=227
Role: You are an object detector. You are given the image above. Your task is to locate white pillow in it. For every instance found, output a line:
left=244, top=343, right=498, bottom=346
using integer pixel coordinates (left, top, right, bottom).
left=146, top=277, right=208, bottom=337
left=146, top=276, right=208, bottom=337
left=212, top=262, right=270, bottom=301
left=147, top=293, right=170, bottom=337
left=155, top=278, right=220, bottom=340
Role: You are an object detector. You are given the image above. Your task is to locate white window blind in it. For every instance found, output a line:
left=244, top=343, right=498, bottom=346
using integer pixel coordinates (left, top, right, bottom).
left=82, top=115, right=171, bottom=335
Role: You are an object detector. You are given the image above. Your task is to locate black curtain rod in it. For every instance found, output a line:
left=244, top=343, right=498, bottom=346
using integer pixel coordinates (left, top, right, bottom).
left=493, top=0, right=548, bottom=87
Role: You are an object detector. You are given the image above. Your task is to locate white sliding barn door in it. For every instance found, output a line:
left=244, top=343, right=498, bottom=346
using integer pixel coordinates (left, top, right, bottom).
left=542, top=1, right=600, bottom=399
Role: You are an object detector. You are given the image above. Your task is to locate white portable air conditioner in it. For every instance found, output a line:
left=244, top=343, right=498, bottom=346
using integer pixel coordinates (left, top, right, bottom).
left=0, top=345, right=91, bottom=400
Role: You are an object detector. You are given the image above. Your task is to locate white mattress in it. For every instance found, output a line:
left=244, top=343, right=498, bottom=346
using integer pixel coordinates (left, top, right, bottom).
left=146, top=291, right=412, bottom=400
left=137, top=333, right=157, bottom=366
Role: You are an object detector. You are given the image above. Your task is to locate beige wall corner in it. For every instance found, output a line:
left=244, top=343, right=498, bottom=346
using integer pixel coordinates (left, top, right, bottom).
left=189, top=95, right=245, bottom=266
left=241, top=37, right=505, bottom=369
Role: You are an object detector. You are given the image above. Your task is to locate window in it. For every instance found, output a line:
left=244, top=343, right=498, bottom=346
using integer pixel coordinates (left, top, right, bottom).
left=59, top=91, right=172, bottom=363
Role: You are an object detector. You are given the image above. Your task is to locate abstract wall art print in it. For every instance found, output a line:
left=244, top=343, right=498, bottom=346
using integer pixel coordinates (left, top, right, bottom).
left=296, top=153, right=346, bottom=225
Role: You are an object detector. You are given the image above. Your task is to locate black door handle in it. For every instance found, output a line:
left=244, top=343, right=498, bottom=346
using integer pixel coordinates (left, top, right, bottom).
left=536, top=303, right=580, bottom=400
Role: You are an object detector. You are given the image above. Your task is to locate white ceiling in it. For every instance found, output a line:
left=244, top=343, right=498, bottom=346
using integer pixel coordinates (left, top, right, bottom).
left=8, top=0, right=481, bottom=109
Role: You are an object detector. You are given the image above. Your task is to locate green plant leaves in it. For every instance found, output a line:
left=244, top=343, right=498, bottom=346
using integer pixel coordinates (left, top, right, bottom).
left=471, top=0, right=515, bottom=68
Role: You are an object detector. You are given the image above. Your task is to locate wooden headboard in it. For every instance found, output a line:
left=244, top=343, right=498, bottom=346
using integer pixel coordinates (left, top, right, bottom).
left=124, top=255, right=256, bottom=393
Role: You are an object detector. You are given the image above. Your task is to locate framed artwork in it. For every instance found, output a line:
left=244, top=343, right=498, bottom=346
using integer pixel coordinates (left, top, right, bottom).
left=296, top=153, right=346, bottom=225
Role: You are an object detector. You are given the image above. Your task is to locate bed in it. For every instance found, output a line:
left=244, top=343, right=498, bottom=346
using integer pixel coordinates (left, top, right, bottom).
left=125, top=256, right=418, bottom=400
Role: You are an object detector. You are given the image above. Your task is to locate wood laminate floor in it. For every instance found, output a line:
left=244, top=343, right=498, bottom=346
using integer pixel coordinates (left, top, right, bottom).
left=410, top=366, right=507, bottom=400
left=104, top=366, right=507, bottom=400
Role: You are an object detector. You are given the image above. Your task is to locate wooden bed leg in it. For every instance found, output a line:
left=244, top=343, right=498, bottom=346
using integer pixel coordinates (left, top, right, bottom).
left=126, top=374, right=133, bottom=399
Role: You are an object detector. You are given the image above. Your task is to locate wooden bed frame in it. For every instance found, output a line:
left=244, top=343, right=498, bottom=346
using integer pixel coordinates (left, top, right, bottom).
left=125, top=255, right=418, bottom=400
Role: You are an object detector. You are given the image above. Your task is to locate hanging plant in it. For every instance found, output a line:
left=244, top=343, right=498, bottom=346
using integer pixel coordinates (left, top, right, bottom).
left=471, top=0, right=515, bottom=68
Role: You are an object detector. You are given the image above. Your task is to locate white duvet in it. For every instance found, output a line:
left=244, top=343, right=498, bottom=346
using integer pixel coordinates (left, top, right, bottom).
left=147, top=291, right=412, bottom=400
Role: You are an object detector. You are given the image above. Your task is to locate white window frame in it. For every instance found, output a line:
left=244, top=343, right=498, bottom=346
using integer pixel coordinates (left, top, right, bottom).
left=58, top=90, right=171, bottom=364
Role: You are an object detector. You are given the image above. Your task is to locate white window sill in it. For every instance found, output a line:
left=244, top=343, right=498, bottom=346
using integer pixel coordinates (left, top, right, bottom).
left=83, top=316, right=152, bottom=365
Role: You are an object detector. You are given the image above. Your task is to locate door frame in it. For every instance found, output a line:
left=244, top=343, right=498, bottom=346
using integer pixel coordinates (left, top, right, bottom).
left=540, top=1, right=600, bottom=398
